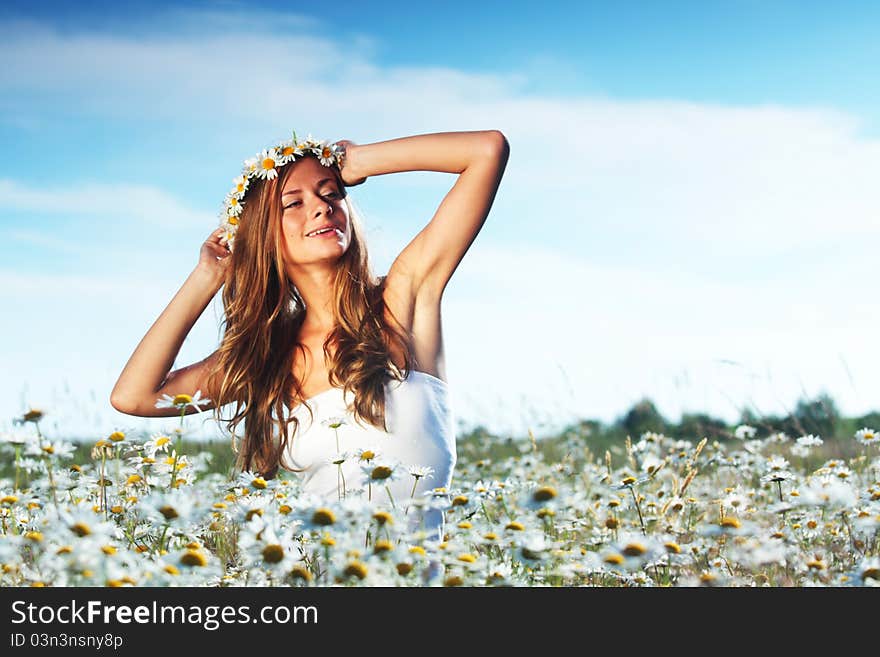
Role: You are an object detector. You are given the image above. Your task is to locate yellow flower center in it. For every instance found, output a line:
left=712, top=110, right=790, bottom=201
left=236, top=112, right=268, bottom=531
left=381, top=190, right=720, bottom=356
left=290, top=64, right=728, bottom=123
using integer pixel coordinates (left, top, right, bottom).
left=261, top=158, right=276, bottom=171
left=71, top=522, right=91, bottom=537
left=604, top=553, right=624, bottom=565
left=251, top=477, right=267, bottom=489
left=444, top=575, right=464, bottom=587
left=311, top=508, right=336, bottom=525
left=622, top=542, right=647, bottom=557
left=373, top=539, right=394, bottom=554
left=396, top=563, right=413, bottom=576
left=372, top=511, right=393, bottom=525
left=458, top=553, right=477, bottom=563
left=290, top=565, right=312, bottom=581
left=862, top=567, right=880, bottom=580
left=664, top=542, right=681, bottom=554
left=720, top=517, right=741, bottom=529
left=533, top=486, right=557, bottom=502
left=344, top=561, right=368, bottom=580
left=25, top=531, right=43, bottom=542
left=409, top=545, right=426, bottom=556
left=505, top=521, right=525, bottom=531
left=262, top=544, right=285, bottom=564
left=359, top=450, right=376, bottom=461
left=180, top=550, right=208, bottom=567
left=159, top=505, right=179, bottom=520
left=172, top=394, right=192, bottom=405
left=371, top=465, right=392, bottom=480
left=108, top=431, right=125, bottom=442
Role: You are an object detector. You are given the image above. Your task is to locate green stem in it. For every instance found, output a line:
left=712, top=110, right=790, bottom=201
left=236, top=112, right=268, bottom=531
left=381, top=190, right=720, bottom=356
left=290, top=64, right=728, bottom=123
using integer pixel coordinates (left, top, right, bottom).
left=629, top=486, right=646, bottom=535
left=13, top=444, right=21, bottom=493
left=385, top=484, right=396, bottom=509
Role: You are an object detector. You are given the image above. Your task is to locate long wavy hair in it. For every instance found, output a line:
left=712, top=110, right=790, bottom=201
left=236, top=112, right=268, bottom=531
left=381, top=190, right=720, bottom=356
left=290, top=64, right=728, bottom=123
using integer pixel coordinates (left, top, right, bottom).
left=204, top=153, right=416, bottom=478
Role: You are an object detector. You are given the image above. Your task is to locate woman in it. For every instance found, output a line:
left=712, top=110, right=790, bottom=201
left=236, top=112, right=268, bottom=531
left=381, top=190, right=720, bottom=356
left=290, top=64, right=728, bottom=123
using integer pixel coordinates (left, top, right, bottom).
left=110, top=130, right=510, bottom=539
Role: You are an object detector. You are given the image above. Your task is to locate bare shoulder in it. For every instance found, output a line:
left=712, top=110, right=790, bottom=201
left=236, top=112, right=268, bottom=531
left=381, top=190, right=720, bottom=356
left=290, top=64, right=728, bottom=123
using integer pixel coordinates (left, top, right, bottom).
left=381, top=267, right=446, bottom=380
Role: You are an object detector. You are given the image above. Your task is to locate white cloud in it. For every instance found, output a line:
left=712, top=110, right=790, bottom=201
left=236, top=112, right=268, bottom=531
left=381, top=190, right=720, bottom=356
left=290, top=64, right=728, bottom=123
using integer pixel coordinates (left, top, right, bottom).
left=1, top=179, right=211, bottom=229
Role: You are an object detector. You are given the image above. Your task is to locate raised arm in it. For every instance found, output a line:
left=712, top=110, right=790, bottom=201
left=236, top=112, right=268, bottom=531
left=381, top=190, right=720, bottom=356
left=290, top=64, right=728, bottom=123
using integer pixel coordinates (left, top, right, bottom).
left=339, top=130, right=510, bottom=301
left=110, top=228, right=230, bottom=417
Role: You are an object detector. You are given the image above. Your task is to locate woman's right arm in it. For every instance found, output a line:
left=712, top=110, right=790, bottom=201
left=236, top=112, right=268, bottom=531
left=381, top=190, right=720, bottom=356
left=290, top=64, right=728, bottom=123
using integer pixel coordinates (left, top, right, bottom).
left=110, top=228, right=231, bottom=418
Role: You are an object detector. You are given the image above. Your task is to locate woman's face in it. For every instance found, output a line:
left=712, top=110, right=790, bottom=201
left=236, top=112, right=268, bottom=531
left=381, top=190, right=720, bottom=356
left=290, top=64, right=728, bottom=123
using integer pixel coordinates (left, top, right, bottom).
left=279, top=156, right=351, bottom=266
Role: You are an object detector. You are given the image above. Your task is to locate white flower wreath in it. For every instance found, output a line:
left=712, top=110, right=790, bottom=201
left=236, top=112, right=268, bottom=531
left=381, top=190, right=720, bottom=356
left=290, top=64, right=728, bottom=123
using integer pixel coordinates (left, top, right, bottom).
left=218, top=130, right=345, bottom=252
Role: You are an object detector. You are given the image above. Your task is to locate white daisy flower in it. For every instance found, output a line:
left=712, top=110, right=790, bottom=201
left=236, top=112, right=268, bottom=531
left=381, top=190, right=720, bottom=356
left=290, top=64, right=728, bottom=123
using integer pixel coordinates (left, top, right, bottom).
left=276, top=138, right=303, bottom=165
left=253, top=148, right=281, bottom=181
left=855, top=427, right=878, bottom=446
left=408, top=465, right=435, bottom=481
left=317, top=142, right=336, bottom=166
left=734, top=424, right=757, bottom=440
left=355, top=447, right=381, bottom=463
left=154, top=389, right=211, bottom=412
left=322, top=416, right=347, bottom=429
left=231, top=174, right=250, bottom=196
left=143, top=432, right=174, bottom=458
left=361, top=460, right=403, bottom=485
left=327, top=451, right=350, bottom=466
left=224, top=192, right=243, bottom=216
left=796, top=434, right=824, bottom=448
left=242, top=156, right=259, bottom=177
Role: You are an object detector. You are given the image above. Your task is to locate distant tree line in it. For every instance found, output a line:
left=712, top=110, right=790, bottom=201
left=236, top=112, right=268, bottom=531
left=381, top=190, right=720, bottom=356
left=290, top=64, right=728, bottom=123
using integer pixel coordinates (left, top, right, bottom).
left=557, top=392, right=879, bottom=445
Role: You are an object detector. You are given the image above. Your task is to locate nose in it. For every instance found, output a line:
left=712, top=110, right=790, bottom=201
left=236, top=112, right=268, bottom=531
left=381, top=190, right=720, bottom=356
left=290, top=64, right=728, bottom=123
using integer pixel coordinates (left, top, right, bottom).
left=313, top=200, right=333, bottom=219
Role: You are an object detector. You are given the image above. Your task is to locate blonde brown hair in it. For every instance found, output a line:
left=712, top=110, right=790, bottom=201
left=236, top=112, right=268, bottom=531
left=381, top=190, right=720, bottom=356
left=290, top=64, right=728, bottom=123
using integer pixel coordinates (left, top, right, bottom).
left=204, top=154, right=415, bottom=477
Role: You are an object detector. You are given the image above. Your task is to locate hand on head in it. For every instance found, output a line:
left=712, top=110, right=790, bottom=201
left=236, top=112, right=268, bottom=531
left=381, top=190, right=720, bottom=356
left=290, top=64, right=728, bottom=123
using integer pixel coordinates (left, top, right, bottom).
left=198, top=228, right=232, bottom=280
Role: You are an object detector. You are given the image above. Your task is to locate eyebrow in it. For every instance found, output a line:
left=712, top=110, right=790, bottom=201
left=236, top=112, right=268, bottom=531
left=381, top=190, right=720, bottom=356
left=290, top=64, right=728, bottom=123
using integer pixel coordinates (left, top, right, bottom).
left=281, top=178, right=337, bottom=198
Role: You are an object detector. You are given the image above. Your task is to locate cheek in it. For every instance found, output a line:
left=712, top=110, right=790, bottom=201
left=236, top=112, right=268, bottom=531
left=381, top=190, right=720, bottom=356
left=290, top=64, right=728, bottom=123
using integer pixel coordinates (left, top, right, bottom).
left=281, top=215, right=304, bottom=238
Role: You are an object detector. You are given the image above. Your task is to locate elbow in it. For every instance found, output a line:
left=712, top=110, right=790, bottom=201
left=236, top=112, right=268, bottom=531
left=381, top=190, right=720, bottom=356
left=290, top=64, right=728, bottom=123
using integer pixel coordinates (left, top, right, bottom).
left=110, top=393, right=134, bottom=415
left=484, top=130, right=510, bottom=158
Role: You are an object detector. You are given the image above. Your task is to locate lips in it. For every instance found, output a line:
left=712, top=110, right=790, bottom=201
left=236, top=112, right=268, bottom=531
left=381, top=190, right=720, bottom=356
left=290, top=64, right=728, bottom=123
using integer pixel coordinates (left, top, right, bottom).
left=305, top=223, right=339, bottom=237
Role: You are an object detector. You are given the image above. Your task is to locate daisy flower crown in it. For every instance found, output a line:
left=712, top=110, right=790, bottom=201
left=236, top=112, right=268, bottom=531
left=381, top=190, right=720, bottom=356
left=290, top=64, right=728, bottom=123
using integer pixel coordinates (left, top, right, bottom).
left=219, top=130, right=346, bottom=252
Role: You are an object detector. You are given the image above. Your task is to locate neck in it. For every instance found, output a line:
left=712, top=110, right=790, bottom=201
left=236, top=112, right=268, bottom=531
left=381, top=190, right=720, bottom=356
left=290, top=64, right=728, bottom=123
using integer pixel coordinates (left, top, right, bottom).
left=288, top=265, right=336, bottom=331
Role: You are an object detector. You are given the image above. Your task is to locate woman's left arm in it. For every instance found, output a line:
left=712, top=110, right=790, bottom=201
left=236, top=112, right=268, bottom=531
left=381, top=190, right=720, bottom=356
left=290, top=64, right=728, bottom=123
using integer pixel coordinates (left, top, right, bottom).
left=340, top=130, right=510, bottom=302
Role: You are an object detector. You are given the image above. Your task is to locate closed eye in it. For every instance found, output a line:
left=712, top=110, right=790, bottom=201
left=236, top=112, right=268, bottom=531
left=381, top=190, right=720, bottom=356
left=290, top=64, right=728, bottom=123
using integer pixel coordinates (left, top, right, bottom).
left=284, top=192, right=340, bottom=210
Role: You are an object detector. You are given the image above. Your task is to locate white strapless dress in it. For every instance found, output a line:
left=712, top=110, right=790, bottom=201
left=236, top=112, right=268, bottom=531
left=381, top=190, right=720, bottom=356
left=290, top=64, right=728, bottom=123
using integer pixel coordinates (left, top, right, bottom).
left=281, top=370, right=457, bottom=541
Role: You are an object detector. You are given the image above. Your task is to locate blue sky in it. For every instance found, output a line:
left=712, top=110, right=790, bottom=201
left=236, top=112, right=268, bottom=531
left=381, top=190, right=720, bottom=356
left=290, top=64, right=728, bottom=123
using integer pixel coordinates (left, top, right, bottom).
left=2, top=1, right=879, bottom=441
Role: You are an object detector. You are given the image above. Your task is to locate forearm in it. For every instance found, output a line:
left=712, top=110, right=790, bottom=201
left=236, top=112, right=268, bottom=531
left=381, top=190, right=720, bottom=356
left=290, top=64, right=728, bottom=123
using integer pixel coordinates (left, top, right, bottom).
left=346, top=130, right=505, bottom=179
left=110, top=265, right=222, bottom=406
